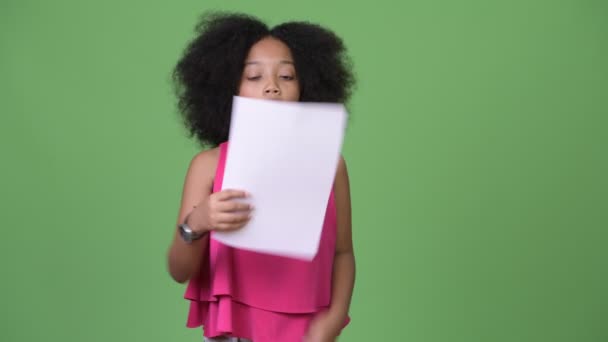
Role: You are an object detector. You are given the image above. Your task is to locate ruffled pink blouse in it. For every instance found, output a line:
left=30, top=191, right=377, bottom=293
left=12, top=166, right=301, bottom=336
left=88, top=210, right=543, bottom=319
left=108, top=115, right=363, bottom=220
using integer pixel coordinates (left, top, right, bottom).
left=184, top=142, right=347, bottom=341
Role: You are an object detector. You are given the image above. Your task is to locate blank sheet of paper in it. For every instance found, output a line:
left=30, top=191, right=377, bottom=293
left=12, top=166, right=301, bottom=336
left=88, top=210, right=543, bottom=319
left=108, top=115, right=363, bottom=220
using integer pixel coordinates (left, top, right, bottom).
left=211, top=96, right=347, bottom=260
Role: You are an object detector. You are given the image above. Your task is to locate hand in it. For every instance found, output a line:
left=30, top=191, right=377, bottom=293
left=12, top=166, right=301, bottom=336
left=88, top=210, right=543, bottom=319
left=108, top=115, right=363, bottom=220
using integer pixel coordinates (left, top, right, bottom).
left=303, top=311, right=343, bottom=342
left=189, top=189, right=253, bottom=233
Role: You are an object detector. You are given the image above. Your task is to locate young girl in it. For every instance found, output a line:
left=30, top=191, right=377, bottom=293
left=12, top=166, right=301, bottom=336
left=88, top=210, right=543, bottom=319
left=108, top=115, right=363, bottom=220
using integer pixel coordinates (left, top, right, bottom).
left=167, top=12, right=356, bottom=342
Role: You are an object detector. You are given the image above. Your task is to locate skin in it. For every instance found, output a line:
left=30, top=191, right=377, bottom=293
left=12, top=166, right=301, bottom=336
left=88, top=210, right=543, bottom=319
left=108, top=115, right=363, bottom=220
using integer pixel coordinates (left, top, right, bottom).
left=238, top=37, right=301, bottom=101
left=167, top=37, right=355, bottom=342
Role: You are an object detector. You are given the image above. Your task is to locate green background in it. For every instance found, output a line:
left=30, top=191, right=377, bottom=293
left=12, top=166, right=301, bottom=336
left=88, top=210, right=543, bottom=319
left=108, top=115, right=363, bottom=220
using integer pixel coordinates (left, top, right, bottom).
left=1, top=0, right=607, bottom=341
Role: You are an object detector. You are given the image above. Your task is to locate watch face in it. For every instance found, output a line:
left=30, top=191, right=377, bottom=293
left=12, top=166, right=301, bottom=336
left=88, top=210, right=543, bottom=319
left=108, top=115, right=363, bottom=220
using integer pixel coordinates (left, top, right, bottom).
left=179, top=224, right=192, bottom=243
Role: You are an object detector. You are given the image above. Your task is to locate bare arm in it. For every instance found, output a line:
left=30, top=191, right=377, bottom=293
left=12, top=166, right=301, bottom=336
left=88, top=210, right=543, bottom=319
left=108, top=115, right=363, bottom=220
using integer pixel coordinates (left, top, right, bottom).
left=166, top=148, right=253, bottom=283
left=328, top=156, right=356, bottom=320
left=166, top=150, right=216, bottom=283
left=305, top=156, right=356, bottom=341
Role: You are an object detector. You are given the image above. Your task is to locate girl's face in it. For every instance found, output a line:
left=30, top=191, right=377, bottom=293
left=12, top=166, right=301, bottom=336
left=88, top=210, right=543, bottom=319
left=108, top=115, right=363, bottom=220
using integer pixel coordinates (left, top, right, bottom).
left=238, top=37, right=300, bottom=101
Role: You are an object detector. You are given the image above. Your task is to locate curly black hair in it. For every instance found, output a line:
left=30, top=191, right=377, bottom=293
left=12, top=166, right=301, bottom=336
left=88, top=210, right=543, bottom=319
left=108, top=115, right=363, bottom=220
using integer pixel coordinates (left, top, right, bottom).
left=172, top=12, right=355, bottom=147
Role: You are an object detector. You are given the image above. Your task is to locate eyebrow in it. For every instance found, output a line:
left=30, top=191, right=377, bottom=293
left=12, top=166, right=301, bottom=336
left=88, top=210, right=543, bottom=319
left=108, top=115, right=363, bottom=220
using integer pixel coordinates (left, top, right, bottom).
left=245, top=60, right=294, bottom=65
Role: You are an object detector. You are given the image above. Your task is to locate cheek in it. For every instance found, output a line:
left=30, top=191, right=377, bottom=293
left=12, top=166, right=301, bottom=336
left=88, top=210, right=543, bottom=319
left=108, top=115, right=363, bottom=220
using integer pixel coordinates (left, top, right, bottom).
left=287, top=84, right=301, bottom=101
left=237, top=82, right=255, bottom=97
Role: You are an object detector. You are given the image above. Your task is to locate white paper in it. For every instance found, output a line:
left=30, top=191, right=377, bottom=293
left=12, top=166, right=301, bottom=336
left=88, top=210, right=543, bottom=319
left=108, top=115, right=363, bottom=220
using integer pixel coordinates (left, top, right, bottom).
left=212, top=96, right=347, bottom=260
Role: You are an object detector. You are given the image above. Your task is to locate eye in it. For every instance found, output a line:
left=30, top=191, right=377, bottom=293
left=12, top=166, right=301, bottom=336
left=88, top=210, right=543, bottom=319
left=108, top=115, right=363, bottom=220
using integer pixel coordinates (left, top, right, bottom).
left=246, top=76, right=261, bottom=81
left=280, top=75, right=295, bottom=81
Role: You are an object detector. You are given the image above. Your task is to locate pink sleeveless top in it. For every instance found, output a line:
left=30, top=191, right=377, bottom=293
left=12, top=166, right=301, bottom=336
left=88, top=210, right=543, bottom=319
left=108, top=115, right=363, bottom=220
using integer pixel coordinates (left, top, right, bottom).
left=184, top=142, right=347, bottom=341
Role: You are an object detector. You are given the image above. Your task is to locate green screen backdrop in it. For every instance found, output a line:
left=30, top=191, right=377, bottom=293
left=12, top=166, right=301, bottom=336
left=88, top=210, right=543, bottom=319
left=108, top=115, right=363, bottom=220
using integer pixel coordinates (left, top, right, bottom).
left=1, top=0, right=607, bottom=341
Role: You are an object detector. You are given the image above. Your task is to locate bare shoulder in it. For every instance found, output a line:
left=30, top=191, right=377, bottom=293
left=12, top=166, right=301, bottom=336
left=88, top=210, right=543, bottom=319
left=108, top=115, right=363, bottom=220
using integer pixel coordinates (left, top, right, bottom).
left=334, top=155, right=353, bottom=251
left=334, top=155, right=351, bottom=205
left=336, top=155, right=349, bottom=180
left=177, top=146, right=221, bottom=222
left=189, top=146, right=221, bottom=170
left=183, top=146, right=221, bottom=190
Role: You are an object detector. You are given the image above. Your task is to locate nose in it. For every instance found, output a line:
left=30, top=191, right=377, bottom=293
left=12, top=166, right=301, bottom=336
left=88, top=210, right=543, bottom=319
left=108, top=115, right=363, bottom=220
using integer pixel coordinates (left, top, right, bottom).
left=264, top=82, right=281, bottom=97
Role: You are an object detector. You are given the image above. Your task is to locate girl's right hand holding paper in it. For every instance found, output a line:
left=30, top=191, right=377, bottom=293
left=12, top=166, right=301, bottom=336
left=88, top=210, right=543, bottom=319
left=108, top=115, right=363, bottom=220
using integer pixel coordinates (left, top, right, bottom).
left=188, top=189, right=253, bottom=234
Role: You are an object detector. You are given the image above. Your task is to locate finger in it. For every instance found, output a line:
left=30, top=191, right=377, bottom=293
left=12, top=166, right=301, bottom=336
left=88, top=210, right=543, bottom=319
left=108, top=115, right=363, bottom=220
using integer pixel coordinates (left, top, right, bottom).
left=214, top=213, right=251, bottom=231
left=215, top=219, right=251, bottom=231
left=215, top=222, right=249, bottom=232
left=216, top=200, right=253, bottom=212
left=215, top=212, right=251, bottom=225
left=214, top=189, right=249, bottom=201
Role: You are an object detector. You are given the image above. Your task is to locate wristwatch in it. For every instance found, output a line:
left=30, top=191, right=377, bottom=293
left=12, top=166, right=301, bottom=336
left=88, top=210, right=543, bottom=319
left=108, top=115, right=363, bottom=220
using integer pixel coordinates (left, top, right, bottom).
left=178, top=220, right=207, bottom=244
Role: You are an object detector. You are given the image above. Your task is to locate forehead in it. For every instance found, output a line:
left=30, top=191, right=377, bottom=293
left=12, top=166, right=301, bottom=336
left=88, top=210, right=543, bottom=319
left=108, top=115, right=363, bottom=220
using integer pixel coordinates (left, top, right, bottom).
left=245, top=37, right=294, bottom=61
